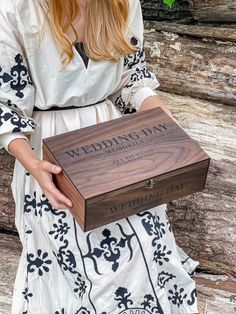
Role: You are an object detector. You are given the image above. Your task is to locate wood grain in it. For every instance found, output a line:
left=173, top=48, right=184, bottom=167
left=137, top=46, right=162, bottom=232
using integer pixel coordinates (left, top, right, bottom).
left=0, top=150, right=15, bottom=232
left=158, top=91, right=236, bottom=277
left=144, top=28, right=236, bottom=105
left=144, top=21, right=236, bottom=42
left=140, top=0, right=192, bottom=21
left=43, top=107, right=209, bottom=231
left=188, top=0, right=236, bottom=22
left=0, top=233, right=22, bottom=314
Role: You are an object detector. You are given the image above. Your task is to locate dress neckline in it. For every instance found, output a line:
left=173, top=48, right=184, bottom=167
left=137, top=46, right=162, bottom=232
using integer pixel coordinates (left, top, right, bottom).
left=74, top=42, right=89, bottom=68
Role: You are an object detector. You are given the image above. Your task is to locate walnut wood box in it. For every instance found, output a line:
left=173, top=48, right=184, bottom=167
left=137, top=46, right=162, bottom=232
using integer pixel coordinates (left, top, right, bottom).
left=42, top=107, right=210, bottom=232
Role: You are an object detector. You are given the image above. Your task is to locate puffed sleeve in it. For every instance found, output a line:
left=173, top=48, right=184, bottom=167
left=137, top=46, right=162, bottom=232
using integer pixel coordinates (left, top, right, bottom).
left=108, top=0, right=160, bottom=115
left=0, top=1, right=36, bottom=153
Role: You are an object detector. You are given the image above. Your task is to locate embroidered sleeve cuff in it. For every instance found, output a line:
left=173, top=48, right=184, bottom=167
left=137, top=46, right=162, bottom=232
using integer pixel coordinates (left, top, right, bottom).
left=130, top=87, right=158, bottom=111
left=0, top=133, right=29, bottom=154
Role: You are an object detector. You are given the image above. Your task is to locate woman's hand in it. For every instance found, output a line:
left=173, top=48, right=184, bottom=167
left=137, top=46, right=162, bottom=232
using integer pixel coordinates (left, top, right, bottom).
left=140, top=95, right=182, bottom=127
left=8, top=138, right=72, bottom=209
left=30, top=160, right=72, bottom=210
left=140, top=95, right=171, bottom=114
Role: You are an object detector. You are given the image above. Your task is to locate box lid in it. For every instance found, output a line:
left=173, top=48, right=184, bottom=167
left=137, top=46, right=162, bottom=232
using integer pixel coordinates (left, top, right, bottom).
left=43, top=107, right=209, bottom=199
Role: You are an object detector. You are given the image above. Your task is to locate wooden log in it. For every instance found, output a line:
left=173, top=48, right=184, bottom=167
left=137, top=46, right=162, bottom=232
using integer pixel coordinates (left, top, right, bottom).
left=0, top=150, right=15, bottom=232
left=1, top=233, right=235, bottom=314
left=158, top=91, right=236, bottom=277
left=0, top=234, right=22, bottom=314
left=144, top=21, right=236, bottom=42
left=188, top=0, right=236, bottom=22
left=141, top=0, right=192, bottom=21
left=144, top=28, right=236, bottom=105
left=194, top=273, right=236, bottom=314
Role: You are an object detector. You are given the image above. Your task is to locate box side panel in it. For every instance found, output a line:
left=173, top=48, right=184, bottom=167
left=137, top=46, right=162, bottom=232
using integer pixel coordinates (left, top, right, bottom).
left=43, top=143, right=86, bottom=230
left=85, top=159, right=209, bottom=231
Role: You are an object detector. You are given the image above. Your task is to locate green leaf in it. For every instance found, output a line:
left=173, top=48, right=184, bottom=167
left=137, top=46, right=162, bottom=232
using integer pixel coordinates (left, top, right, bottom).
left=163, top=0, right=176, bottom=7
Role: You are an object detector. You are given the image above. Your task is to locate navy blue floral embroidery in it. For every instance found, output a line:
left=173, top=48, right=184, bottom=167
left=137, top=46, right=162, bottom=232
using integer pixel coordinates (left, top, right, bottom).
left=126, top=218, right=164, bottom=314
left=114, top=287, right=159, bottom=314
left=27, top=249, right=52, bottom=276
left=114, top=96, right=136, bottom=114
left=53, top=239, right=87, bottom=297
left=49, top=219, right=70, bottom=241
left=168, top=284, right=187, bottom=307
left=83, top=224, right=134, bottom=274
left=100, top=228, right=121, bottom=271
left=0, top=53, right=32, bottom=98
left=6, top=99, right=18, bottom=109
left=124, top=66, right=153, bottom=89
left=124, top=48, right=145, bottom=70
left=141, top=294, right=162, bottom=313
left=24, top=192, right=37, bottom=215
left=49, top=218, right=87, bottom=298
left=22, top=287, right=33, bottom=302
left=55, top=309, right=65, bottom=314
left=113, top=44, right=157, bottom=115
left=75, top=307, right=90, bottom=314
left=137, top=211, right=166, bottom=245
left=157, top=271, right=176, bottom=289
left=115, top=287, right=133, bottom=310
left=187, top=288, right=197, bottom=306
left=38, top=194, right=67, bottom=218
left=0, top=107, right=35, bottom=133
left=74, top=273, right=87, bottom=295
left=24, top=192, right=67, bottom=218
left=153, top=243, right=172, bottom=265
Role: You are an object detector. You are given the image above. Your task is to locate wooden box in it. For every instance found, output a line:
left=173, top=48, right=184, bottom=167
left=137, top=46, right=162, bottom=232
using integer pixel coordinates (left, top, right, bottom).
left=42, top=107, right=210, bottom=231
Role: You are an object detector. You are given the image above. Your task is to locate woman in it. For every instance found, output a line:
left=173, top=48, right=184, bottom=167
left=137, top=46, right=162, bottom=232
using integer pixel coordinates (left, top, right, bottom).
left=0, top=0, right=199, bottom=313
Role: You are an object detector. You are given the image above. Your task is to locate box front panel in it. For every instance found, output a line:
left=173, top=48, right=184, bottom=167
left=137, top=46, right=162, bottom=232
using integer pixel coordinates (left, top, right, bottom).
left=85, top=159, right=210, bottom=231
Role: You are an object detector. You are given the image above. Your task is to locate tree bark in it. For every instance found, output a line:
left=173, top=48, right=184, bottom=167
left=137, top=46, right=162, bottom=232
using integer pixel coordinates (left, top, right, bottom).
left=188, top=0, right=236, bottom=22
left=0, top=150, right=15, bottom=232
left=144, top=21, right=236, bottom=42
left=158, top=91, right=236, bottom=277
left=144, top=28, right=236, bottom=105
left=141, top=0, right=192, bottom=21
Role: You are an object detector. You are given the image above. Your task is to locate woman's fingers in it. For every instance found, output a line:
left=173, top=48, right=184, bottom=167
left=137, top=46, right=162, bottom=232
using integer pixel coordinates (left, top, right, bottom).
left=45, top=181, right=72, bottom=208
left=44, top=191, right=69, bottom=209
left=41, top=160, right=62, bottom=174
left=35, top=159, right=73, bottom=209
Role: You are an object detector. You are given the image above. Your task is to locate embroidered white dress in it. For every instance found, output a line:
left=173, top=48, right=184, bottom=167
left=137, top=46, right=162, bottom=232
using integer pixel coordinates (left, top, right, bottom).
left=0, top=0, right=199, bottom=313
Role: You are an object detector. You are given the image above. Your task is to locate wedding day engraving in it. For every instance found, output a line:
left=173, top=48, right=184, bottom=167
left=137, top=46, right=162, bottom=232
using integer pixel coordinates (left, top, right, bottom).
left=109, top=183, right=184, bottom=214
left=112, top=148, right=158, bottom=167
left=64, top=123, right=168, bottom=158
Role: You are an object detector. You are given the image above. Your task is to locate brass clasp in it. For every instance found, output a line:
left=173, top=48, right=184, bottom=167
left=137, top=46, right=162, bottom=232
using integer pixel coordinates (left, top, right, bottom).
left=145, top=179, right=156, bottom=189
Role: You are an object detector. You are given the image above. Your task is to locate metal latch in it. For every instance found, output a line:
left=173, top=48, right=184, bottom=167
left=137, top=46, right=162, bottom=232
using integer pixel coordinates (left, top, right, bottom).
left=145, top=179, right=156, bottom=189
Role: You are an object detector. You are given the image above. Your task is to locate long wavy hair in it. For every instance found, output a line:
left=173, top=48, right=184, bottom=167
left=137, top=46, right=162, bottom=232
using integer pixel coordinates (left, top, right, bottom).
left=44, top=0, right=136, bottom=66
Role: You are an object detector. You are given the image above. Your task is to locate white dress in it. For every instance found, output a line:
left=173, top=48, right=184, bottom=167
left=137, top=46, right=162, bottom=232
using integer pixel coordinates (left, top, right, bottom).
left=0, top=0, right=199, bottom=313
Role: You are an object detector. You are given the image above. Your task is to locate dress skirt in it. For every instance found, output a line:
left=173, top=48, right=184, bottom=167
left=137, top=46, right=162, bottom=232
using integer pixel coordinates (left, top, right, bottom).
left=10, top=100, right=199, bottom=314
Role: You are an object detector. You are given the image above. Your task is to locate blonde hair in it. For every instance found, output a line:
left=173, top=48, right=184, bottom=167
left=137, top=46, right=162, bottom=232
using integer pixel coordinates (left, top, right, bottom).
left=44, top=0, right=137, bottom=66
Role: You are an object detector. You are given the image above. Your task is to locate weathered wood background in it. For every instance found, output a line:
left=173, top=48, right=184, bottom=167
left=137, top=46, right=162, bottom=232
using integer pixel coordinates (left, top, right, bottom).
left=141, top=0, right=191, bottom=21
left=159, top=91, right=236, bottom=277
left=189, top=0, right=236, bottom=22
left=144, top=22, right=236, bottom=105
